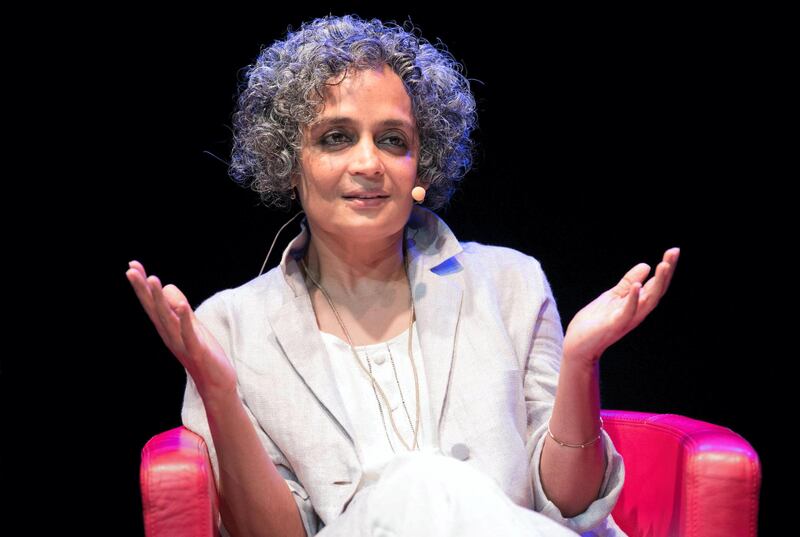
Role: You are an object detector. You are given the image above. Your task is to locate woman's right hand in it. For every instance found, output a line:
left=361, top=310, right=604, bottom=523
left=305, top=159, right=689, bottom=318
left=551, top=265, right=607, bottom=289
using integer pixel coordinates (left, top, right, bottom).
left=126, top=260, right=238, bottom=400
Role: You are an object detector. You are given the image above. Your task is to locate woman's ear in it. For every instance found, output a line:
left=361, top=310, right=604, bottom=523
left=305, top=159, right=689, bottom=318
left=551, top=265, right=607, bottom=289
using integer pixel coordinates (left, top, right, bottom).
left=291, top=169, right=304, bottom=189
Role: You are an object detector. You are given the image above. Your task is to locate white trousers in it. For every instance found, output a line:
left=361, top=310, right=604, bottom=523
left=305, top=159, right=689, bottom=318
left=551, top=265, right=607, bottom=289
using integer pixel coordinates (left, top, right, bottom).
left=317, top=450, right=580, bottom=537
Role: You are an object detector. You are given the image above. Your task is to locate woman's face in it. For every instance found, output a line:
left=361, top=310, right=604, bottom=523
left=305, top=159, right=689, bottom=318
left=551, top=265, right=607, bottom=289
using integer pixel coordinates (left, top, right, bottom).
left=293, top=63, right=419, bottom=245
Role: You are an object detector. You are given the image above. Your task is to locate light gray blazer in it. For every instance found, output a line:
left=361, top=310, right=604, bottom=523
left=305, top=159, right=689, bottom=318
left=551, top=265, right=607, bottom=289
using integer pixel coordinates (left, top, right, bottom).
left=181, top=204, right=626, bottom=537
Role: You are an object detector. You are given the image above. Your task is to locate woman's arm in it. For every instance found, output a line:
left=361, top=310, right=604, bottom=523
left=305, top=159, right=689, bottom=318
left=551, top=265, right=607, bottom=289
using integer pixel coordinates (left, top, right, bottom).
left=203, top=388, right=308, bottom=537
left=540, top=247, right=679, bottom=517
left=539, top=356, right=606, bottom=517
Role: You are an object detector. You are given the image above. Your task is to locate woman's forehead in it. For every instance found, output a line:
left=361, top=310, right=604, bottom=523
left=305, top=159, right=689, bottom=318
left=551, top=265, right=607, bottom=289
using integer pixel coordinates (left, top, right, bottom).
left=312, top=65, right=413, bottom=121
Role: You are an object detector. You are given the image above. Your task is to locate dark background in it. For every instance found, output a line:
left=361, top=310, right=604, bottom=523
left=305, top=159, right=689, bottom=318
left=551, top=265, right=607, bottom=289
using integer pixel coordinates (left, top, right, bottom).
left=19, top=4, right=787, bottom=535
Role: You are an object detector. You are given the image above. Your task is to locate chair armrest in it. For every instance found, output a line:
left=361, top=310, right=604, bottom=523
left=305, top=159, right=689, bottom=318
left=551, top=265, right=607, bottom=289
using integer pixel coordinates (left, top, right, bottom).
left=141, top=426, right=221, bottom=537
left=601, top=410, right=761, bottom=537
left=141, top=414, right=762, bottom=537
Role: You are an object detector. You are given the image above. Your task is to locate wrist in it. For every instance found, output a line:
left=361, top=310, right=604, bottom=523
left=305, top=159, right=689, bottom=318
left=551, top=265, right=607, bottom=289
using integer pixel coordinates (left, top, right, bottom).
left=199, top=383, right=239, bottom=411
left=562, top=357, right=600, bottom=376
left=562, top=345, right=602, bottom=369
left=547, top=416, right=604, bottom=448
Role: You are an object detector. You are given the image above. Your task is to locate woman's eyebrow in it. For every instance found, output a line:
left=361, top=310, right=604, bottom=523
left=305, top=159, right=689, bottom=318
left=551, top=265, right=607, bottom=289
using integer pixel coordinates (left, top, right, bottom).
left=312, top=116, right=414, bottom=131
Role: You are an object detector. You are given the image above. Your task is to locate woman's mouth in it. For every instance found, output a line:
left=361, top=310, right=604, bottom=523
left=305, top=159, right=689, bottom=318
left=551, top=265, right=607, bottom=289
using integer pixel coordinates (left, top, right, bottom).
left=343, top=195, right=389, bottom=208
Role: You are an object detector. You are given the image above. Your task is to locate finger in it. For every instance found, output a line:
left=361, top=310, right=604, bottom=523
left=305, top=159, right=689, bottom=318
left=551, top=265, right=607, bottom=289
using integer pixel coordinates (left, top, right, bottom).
left=128, top=259, right=146, bottom=278
left=649, top=254, right=677, bottom=302
left=126, top=268, right=150, bottom=303
left=127, top=269, right=152, bottom=305
left=127, top=261, right=152, bottom=293
left=641, top=261, right=670, bottom=302
left=177, top=300, right=200, bottom=356
left=656, top=261, right=672, bottom=297
left=126, top=268, right=171, bottom=342
left=617, top=263, right=650, bottom=296
left=126, top=261, right=152, bottom=302
left=149, top=275, right=183, bottom=349
left=162, top=282, right=190, bottom=308
left=641, top=247, right=679, bottom=300
left=661, top=247, right=680, bottom=291
left=622, top=281, right=641, bottom=322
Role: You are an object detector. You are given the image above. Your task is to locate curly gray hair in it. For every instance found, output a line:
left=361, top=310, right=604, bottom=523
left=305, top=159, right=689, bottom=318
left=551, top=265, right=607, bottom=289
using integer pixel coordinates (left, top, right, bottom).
left=229, top=13, right=480, bottom=212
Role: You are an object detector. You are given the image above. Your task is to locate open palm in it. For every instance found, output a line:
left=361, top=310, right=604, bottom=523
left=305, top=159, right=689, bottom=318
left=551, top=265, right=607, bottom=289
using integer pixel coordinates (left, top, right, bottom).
left=563, top=247, right=680, bottom=366
left=126, top=260, right=238, bottom=399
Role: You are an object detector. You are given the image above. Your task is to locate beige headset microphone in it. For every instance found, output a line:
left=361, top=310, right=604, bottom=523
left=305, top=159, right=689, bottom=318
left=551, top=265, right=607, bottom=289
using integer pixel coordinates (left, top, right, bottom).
left=257, top=209, right=306, bottom=278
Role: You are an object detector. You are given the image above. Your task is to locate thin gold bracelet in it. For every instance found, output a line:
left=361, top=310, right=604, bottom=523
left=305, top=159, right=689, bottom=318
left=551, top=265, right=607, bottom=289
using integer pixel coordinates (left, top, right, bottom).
left=546, top=417, right=604, bottom=448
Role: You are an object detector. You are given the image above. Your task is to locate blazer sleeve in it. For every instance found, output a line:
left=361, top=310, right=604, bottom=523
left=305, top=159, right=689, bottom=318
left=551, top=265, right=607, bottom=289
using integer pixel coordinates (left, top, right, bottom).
left=180, top=290, right=322, bottom=537
left=522, top=259, right=626, bottom=535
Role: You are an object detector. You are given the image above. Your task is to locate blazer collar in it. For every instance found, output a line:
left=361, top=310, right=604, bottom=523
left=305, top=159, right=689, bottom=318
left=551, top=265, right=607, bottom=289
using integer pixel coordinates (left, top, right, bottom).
left=267, top=204, right=464, bottom=468
left=278, top=204, right=464, bottom=296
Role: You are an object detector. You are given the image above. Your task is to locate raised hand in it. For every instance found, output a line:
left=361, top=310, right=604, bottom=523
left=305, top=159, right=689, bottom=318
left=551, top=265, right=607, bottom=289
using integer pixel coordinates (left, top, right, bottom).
left=125, top=260, right=237, bottom=399
left=562, top=247, right=680, bottom=367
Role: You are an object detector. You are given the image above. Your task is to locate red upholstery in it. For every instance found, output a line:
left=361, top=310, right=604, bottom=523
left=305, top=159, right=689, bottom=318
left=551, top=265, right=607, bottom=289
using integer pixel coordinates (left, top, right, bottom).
left=601, top=410, right=761, bottom=537
left=140, top=410, right=761, bottom=537
left=141, top=426, right=221, bottom=537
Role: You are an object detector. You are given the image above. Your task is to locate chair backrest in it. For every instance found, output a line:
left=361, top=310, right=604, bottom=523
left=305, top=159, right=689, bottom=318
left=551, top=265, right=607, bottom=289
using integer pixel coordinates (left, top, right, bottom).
left=601, top=409, right=760, bottom=537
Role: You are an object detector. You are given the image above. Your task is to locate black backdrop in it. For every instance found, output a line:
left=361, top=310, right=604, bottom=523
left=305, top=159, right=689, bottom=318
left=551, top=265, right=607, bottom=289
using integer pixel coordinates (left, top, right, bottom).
left=20, top=5, right=785, bottom=535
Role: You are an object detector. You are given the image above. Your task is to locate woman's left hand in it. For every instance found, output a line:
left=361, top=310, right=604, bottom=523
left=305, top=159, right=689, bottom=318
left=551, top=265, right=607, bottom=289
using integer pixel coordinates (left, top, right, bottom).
left=562, top=247, right=680, bottom=367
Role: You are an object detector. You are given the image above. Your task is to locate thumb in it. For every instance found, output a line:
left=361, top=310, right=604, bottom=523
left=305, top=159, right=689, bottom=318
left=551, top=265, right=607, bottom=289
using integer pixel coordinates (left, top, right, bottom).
left=614, top=262, right=650, bottom=294
left=620, top=263, right=650, bottom=286
left=162, top=284, right=189, bottom=311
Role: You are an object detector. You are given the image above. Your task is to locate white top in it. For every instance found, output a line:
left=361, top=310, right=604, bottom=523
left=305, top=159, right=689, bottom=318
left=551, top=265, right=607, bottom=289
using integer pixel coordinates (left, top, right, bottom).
left=318, top=319, right=444, bottom=492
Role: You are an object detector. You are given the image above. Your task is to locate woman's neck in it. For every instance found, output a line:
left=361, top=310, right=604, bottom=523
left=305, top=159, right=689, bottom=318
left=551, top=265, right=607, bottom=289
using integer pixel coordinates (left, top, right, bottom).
left=301, top=226, right=409, bottom=302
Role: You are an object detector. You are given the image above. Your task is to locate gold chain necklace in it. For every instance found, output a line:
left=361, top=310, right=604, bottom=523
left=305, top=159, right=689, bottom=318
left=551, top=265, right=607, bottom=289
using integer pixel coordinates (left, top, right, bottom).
left=299, top=243, right=421, bottom=452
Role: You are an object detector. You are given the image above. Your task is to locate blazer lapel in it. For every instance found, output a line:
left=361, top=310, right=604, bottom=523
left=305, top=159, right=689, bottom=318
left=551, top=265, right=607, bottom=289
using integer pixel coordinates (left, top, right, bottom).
left=405, top=214, right=464, bottom=444
left=267, top=205, right=465, bottom=459
left=268, top=290, right=361, bottom=449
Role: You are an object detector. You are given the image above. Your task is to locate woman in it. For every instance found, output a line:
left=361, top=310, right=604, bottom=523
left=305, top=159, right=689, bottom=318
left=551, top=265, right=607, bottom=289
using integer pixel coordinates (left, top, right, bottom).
left=126, top=14, right=679, bottom=537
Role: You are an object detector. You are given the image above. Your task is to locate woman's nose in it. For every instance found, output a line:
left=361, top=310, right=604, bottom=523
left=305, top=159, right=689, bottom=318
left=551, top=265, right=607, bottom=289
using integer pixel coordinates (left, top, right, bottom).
left=348, top=138, right=385, bottom=175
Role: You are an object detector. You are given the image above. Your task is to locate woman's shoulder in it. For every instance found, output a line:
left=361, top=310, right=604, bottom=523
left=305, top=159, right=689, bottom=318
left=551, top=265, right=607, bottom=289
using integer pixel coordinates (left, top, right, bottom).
left=458, top=239, right=546, bottom=277
left=456, top=239, right=557, bottom=305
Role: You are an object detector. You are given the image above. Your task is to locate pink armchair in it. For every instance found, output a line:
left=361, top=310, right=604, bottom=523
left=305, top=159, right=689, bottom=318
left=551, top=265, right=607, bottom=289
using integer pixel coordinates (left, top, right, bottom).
left=140, top=410, right=761, bottom=537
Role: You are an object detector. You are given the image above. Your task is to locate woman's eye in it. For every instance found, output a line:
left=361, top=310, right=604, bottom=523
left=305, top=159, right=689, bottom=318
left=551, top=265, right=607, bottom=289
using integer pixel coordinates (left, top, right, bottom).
left=321, top=132, right=406, bottom=148
left=385, top=136, right=407, bottom=148
left=322, top=132, right=349, bottom=145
